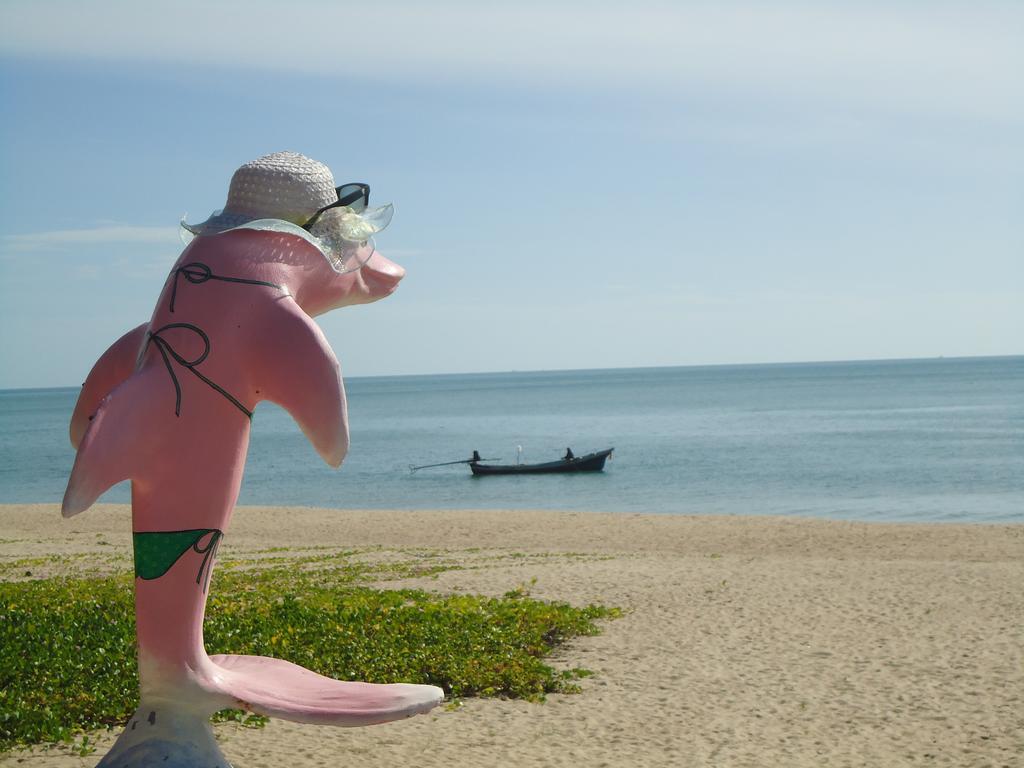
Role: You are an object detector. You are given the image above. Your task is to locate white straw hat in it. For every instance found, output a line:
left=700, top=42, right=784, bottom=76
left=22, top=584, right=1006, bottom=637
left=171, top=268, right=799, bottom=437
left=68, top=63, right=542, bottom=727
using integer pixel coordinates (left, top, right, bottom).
left=181, top=151, right=393, bottom=272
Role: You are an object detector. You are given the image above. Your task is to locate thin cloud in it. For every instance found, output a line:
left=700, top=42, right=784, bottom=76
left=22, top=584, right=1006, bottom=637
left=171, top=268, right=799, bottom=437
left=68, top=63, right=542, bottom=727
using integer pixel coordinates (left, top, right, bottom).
left=1, top=225, right=179, bottom=254
left=1, top=2, right=1021, bottom=124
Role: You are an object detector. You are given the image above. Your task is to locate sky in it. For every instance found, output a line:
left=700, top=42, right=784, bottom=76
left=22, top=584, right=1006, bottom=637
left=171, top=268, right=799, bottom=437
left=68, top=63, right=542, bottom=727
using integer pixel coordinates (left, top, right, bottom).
left=0, top=0, right=1021, bottom=389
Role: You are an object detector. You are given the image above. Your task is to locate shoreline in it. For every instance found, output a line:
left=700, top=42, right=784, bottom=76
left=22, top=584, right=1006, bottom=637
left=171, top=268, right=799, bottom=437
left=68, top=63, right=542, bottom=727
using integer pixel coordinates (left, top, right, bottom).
left=3, top=503, right=1022, bottom=561
left=2, top=505, right=1022, bottom=767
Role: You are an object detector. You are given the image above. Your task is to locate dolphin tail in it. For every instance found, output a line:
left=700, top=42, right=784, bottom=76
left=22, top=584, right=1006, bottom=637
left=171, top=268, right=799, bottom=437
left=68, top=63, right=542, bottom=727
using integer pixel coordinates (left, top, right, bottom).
left=208, top=654, right=444, bottom=726
left=94, top=658, right=443, bottom=766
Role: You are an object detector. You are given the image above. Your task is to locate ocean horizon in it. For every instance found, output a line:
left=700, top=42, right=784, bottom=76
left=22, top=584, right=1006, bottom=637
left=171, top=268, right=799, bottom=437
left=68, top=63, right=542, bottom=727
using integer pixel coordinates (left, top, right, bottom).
left=9, top=353, right=1017, bottom=393
left=2, top=355, right=1022, bottom=524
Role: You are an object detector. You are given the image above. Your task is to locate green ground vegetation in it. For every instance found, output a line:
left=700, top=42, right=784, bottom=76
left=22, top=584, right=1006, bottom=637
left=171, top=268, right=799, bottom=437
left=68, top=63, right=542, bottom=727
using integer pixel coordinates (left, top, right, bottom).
left=0, top=554, right=617, bottom=752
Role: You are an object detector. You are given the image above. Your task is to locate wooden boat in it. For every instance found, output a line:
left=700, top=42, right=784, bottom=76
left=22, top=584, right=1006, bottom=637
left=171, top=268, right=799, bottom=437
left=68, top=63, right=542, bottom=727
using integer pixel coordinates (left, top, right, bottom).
left=470, top=448, right=613, bottom=476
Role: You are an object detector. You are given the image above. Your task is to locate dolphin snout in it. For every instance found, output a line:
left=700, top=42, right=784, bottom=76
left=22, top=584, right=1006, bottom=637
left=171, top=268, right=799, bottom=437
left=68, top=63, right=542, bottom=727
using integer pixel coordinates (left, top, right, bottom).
left=306, top=249, right=406, bottom=314
left=361, top=252, right=405, bottom=297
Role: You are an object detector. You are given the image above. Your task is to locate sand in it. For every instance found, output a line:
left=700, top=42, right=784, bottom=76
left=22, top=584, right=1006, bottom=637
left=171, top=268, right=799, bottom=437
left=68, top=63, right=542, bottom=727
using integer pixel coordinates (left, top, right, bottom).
left=1, top=504, right=1021, bottom=767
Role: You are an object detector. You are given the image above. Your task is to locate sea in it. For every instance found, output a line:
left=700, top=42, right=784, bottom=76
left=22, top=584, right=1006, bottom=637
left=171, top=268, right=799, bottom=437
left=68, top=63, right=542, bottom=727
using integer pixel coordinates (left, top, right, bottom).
left=1, top=356, right=1022, bottom=523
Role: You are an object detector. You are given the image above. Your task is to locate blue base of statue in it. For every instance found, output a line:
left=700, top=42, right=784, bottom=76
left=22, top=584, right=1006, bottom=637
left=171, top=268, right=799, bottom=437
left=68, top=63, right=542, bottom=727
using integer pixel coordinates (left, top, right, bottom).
left=95, top=703, right=232, bottom=768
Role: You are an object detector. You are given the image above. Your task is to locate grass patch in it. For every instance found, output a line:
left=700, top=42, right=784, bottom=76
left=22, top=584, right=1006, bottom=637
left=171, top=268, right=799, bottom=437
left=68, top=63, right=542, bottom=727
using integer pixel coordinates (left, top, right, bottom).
left=0, top=566, right=617, bottom=752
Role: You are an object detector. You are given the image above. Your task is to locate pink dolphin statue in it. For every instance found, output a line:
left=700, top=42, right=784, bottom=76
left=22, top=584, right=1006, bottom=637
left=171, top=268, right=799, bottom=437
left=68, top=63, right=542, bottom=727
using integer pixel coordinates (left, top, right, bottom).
left=63, top=224, right=443, bottom=766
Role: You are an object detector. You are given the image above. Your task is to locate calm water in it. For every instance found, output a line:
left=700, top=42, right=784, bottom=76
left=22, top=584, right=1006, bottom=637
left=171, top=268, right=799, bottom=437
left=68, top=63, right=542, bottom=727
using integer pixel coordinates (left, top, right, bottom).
left=2, top=357, right=1022, bottom=523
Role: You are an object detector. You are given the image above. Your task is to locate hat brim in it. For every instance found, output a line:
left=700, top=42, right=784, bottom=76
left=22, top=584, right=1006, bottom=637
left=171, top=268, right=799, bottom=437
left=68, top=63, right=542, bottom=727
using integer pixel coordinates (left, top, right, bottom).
left=179, top=217, right=378, bottom=274
left=180, top=209, right=256, bottom=236
left=181, top=204, right=392, bottom=238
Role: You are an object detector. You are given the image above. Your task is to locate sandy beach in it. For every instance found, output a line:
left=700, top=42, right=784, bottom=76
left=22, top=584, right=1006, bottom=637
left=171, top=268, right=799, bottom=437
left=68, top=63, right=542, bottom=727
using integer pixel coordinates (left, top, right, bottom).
left=1, top=504, right=1021, bottom=767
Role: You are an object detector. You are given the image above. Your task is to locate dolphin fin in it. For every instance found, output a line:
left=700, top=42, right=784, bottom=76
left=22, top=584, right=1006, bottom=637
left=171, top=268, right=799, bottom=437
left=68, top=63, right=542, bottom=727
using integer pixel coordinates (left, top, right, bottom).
left=252, top=298, right=349, bottom=467
left=209, top=654, right=444, bottom=726
left=62, top=379, right=148, bottom=518
left=70, top=323, right=148, bottom=449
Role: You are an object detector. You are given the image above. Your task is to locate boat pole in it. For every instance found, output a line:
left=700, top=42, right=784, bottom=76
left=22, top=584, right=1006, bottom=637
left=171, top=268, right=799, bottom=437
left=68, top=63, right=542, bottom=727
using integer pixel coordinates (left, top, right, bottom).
left=409, top=456, right=500, bottom=472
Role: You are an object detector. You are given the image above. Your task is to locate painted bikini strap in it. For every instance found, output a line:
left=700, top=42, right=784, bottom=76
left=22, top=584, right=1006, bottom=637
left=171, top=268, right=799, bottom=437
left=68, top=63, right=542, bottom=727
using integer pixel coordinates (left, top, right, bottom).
left=145, top=322, right=252, bottom=419
left=169, top=262, right=285, bottom=313
left=133, top=528, right=223, bottom=592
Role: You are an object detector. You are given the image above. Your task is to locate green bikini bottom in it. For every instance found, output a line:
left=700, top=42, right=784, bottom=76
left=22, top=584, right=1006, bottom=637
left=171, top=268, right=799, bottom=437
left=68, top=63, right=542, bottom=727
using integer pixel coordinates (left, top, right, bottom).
left=133, top=529, right=223, bottom=591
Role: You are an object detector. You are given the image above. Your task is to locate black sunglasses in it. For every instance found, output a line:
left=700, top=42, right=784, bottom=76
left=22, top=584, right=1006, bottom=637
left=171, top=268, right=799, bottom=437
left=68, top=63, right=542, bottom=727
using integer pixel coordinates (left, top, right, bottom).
left=302, top=182, right=370, bottom=231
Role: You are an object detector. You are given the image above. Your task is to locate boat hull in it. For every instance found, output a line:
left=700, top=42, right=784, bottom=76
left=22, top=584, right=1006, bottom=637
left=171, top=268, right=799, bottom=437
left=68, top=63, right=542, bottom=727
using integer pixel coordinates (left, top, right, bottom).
left=470, top=449, right=613, bottom=476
